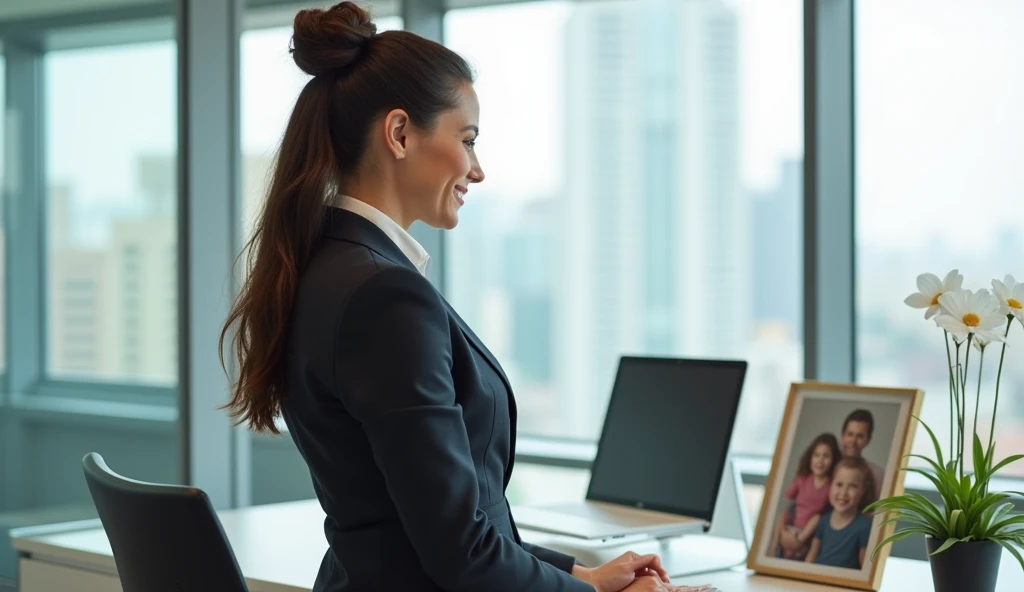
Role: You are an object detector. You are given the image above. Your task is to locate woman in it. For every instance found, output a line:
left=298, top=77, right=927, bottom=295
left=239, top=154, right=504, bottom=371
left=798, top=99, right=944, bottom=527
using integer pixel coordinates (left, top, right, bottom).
left=221, top=3, right=702, bottom=591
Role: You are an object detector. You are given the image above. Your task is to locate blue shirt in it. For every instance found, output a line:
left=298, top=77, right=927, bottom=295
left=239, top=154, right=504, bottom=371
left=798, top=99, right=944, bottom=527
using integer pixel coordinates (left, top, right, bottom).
left=814, top=510, right=872, bottom=569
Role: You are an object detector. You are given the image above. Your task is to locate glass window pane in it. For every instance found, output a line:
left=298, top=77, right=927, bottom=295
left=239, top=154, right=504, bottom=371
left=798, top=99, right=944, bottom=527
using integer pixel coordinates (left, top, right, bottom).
left=444, top=0, right=804, bottom=451
left=1, top=10, right=179, bottom=586
left=856, top=0, right=1024, bottom=476
left=44, top=40, right=177, bottom=385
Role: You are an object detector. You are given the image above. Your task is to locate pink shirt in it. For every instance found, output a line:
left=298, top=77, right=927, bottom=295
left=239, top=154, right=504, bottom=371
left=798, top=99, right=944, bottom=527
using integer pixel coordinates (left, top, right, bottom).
left=785, top=473, right=831, bottom=528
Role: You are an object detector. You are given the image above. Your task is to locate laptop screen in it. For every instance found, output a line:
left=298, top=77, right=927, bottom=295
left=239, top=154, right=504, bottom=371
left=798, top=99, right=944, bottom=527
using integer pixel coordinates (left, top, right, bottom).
left=586, top=356, right=747, bottom=521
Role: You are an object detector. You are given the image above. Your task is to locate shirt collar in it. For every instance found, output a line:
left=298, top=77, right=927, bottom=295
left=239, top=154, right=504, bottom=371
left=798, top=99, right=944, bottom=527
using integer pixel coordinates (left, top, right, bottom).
left=333, top=195, right=430, bottom=276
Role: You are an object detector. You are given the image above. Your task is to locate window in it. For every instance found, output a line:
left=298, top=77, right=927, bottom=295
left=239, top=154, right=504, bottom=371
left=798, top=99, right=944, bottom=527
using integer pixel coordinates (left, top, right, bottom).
left=45, top=41, right=177, bottom=385
left=444, top=0, right=804, bottom=451
left=855, top=0, right=1024, bottom=477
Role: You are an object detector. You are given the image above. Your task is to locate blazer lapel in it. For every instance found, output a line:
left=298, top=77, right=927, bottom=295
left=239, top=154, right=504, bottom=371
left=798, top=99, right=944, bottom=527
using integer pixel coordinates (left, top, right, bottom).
left=443, top=300, right=519, bottom=486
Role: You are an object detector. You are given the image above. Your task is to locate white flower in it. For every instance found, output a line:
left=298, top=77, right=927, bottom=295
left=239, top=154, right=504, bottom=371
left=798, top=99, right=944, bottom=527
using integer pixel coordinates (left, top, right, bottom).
left=992, top=275, right=1024, bottom=324
left=905, top=270, right=963, bottom=320
left=935, top=289, right=1007, bottom=344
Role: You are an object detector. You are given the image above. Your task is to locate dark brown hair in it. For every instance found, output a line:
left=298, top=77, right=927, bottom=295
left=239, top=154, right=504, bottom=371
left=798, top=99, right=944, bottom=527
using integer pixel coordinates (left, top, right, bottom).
left=842, top=409, right=875, bottom=438
left=219, top=2, right=474, bottom=433
left=796, top=432, right=841, bottom=478
left=834, top=456, right=878, bottom=511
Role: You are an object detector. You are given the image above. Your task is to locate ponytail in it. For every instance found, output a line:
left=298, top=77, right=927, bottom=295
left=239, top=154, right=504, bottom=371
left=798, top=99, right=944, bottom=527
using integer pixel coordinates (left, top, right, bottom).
left=219, top=78, right=337, bottom=434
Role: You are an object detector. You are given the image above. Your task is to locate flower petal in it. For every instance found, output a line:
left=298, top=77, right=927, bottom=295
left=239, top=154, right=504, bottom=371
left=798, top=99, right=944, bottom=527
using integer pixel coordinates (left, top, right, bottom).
left=938, top=291, right=963, bottom=316
left=976, top=329, right=1007, bottom=344
left=917, top=273, right=942, bottom=296
left=944, top=269, right=964, bottom=291
left=976, top=315, right=1007, bottom=331
left=935, top=314, right=965, bottom=333
left=905, top=293, right=933, bottom=308
left=993, top=279, right=1009, bottom=300
left=925, top=305, right=941, bottom=320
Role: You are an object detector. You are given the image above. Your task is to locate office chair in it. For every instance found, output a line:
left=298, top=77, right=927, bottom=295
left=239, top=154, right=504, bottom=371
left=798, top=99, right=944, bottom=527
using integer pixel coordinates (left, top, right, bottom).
left=82, top=452, right=249, bottom=592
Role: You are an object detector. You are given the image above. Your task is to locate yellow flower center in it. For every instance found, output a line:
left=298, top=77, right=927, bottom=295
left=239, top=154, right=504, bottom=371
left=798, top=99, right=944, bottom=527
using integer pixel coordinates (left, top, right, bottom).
left=962, top=313, right=981, bottom=327
left=1009, top=298, right=1023, bottom=310
left=931, top=293, right=942, bottom=306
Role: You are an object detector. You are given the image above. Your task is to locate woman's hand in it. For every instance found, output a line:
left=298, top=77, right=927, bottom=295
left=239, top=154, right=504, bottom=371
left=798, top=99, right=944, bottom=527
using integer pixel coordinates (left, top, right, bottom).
left=572, top=551, right=670, bottom=592
left=622, top=576, right=720, bottom=592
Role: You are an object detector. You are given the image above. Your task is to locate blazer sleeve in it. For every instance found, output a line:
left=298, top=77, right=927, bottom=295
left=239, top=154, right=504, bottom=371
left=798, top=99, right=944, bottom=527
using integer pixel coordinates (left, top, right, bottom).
left=523, top=542, right=579, bottom=573
left=333, top=266, right=593, bottom=592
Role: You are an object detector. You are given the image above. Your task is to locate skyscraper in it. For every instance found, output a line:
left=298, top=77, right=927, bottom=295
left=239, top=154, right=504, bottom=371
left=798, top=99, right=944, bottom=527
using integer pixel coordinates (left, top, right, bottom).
left=556, top=0, right=744, bottom=437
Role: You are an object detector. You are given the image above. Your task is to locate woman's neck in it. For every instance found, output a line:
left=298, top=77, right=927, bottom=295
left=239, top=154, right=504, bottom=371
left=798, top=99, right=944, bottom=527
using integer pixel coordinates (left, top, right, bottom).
left=812, top=474, right=828, bottom=487
left=340, top=177, right=412, bottom=230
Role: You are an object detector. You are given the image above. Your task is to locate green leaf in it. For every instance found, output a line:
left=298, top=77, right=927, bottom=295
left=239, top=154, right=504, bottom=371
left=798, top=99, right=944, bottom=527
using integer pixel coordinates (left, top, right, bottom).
left=870, top=528, right=933, bottom=561
left=930, top=537, right=963, bottom=555
left=982, top=503, right=1016, bottom=537
left=877, top=514, right=939, bottom=535
left=914, top=415, right=945, bottom=468
left=974, top=435, right=987, bottom=482
left=993, top=538, right=1024, bottom=574
left=906, top=454, right=946, bottom=476
left=902, top=466, right=948, bottom=495
left=904, top=493, right=951, bottom=531
left=989, top=454, right=1024, bottom=477
left=948, top=509, right=965, bottom=538
left=988, top=514, right=1024, bottom=535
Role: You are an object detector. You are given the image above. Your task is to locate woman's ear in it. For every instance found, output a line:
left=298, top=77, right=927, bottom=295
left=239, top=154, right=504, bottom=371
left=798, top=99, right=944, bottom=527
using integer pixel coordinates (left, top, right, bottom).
left=383, top=109, right=410, bottom=160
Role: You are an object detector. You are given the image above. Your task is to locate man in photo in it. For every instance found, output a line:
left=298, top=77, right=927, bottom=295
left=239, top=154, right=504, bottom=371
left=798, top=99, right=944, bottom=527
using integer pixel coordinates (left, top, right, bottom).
left=840, top=409, right=884, bottom=499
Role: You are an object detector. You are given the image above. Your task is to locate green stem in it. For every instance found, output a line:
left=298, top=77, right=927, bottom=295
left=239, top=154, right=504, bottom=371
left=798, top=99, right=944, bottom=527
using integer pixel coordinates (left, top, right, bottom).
left=988, top=318, right=1013, bottom=460
left=961, top=337, right=972, bottom=480
left=974, top=343, right=985, bottom=468
left=945, top=331, right=956, bottom=464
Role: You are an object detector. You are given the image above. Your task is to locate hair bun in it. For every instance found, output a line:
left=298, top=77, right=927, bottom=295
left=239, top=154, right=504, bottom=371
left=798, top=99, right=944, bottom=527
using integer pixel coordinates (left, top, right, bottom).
left=291, top=2, right=377, bottom=77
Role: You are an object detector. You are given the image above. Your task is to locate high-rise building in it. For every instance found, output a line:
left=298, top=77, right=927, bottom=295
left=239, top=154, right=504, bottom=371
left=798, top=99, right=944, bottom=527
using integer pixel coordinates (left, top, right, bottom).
left=752, top=159, right=802, bottom=332
left=106, top=215, right=177, bottom=382
left=49, top=249, right=111, bottom=376
left=556, top=0, right=744, bottom=437
left=48, top=185, right=113, bottom=378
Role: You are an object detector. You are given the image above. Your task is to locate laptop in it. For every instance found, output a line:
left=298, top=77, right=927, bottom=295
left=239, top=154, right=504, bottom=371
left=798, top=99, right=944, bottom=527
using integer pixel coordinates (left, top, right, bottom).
left=512, top=356, right=747, bottom=540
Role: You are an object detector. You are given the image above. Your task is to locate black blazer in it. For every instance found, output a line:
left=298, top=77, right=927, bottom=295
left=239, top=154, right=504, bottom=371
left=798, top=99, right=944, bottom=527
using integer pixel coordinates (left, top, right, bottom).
left=282, top=207, right=592, bottom=592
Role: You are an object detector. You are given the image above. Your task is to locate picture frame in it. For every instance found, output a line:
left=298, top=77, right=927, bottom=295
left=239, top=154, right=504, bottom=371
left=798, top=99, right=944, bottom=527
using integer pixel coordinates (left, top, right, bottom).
left=747, top=381, right=924, bottom=590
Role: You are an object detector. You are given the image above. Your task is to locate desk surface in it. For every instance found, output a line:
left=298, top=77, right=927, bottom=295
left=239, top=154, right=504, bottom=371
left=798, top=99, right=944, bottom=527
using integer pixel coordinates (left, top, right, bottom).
left=12, top=499, right=1024, bottom=591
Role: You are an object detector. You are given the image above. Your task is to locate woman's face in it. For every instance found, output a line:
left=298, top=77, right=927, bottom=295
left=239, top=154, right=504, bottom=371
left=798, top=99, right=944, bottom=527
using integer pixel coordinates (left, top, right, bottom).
left=401, top=82, right=485, bottom=229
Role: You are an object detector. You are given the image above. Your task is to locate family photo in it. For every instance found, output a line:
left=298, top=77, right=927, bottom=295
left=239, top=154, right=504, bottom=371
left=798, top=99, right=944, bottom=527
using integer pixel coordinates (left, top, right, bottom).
left=748, top=382, right=923, bottom=591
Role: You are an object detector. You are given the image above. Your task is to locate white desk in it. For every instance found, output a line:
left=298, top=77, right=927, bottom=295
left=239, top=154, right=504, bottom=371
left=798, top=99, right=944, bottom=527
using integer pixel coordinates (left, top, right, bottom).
left=12, top=499, right=1024, bottom=591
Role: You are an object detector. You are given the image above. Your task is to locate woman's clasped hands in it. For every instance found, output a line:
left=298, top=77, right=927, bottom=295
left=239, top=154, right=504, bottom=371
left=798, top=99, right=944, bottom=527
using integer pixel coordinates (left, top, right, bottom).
left=572, top=551, right=720, bottom=592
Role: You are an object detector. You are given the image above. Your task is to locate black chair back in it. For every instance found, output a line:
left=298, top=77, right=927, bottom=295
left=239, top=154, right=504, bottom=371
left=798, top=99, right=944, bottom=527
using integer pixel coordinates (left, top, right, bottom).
left=82, top=452, right=249, bottom=592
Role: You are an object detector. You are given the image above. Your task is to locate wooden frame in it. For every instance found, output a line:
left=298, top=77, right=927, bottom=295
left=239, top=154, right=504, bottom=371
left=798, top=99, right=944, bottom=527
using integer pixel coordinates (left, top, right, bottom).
left=747, top=381, right=924, bottom=590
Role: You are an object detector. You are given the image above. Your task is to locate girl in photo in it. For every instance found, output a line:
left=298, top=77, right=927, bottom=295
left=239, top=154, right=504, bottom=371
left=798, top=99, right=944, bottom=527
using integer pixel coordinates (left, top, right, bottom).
left=805, top=456, right=877, bottom=570
left=773, top=433, right=840, bottom=560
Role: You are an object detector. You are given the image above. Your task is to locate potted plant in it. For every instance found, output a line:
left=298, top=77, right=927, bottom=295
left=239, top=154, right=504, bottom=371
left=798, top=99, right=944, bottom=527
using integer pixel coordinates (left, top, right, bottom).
left=865, top=270, right=1024, bottom=592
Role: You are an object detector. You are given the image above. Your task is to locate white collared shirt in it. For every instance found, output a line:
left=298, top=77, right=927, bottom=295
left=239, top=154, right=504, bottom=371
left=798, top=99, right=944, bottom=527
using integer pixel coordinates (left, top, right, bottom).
left=334, top=195, right=430, bottom=276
